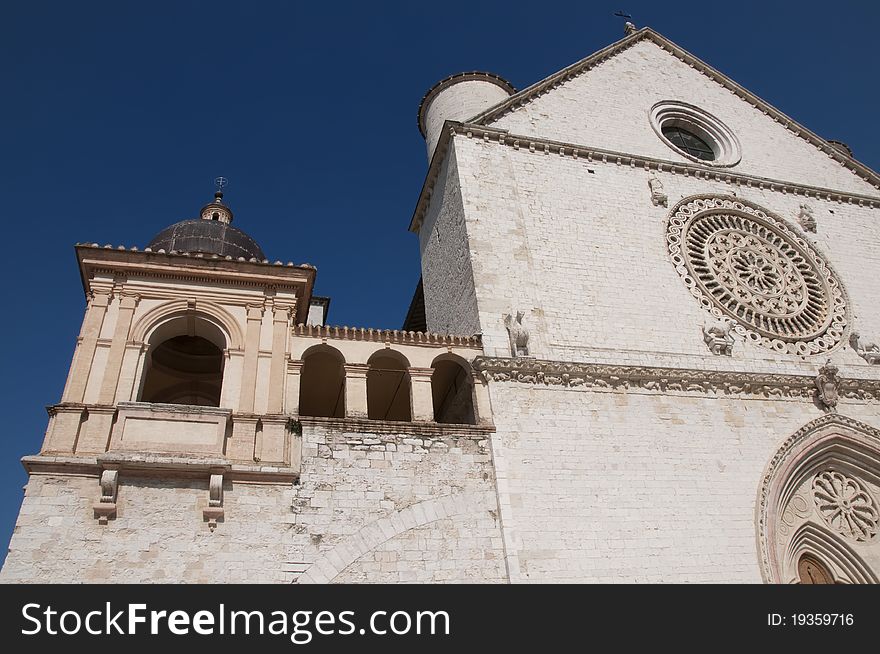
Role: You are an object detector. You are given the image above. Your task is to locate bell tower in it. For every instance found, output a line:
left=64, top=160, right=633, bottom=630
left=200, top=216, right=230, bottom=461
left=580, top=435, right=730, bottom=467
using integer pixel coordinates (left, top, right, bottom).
left=40, top=182, right=315, bottom=525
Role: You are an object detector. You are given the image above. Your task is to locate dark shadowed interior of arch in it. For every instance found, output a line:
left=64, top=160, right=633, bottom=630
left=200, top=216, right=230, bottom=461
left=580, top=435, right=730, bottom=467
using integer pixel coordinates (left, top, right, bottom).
left=299, top=349, right=345, bottom=418
left=797, top=553, right=835, bottom=584
left=140, top=335, right=224, bottom=406
left=367, top=353, right=411, bottom=421
left=432, top=359, right=476, bottom=424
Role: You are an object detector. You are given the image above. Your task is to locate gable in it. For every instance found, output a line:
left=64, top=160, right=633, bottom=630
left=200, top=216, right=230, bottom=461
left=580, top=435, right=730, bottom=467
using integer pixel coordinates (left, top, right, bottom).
left=481, top=33, right=879, bottom=197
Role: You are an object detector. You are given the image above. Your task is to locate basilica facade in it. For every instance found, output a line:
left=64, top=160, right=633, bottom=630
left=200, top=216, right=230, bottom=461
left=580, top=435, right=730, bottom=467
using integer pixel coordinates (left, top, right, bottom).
left=2, top=26, right=880, bottom=583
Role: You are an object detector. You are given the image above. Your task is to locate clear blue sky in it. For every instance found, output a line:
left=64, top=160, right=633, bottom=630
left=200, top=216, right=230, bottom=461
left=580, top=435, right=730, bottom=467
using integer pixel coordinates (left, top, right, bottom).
left=1, top=1, right=878, bottom=567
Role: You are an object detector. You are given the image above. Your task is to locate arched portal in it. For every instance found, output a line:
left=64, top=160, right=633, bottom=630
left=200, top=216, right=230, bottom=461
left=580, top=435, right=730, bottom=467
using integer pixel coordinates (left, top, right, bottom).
left=757, top=415, right=880, bottom=584
left=367, top=350, right=411, bottom=422
left=299, top=345, right=345, bottom=418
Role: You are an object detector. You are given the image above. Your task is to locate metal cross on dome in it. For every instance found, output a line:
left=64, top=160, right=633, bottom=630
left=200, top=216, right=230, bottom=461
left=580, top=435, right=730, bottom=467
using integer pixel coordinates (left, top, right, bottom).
left=214, top=176, right=228, bottom=192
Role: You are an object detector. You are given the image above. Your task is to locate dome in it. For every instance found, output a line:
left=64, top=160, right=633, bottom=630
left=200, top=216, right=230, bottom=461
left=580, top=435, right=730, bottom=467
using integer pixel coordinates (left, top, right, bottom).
left=146, top=185, right=266, bottom=260
left=147, top=219, right=265, bottom=260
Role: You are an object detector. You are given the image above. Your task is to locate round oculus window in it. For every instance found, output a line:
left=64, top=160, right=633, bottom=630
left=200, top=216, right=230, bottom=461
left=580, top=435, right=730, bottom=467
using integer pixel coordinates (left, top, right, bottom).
left=651, top=101, right=741, bottom=167
left=666, top=196, right=848, bottom=355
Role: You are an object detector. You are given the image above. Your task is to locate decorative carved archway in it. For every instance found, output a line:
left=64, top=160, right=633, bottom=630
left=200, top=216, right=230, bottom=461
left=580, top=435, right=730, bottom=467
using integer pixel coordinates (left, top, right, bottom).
left=757, top=414, right=880, bottom=583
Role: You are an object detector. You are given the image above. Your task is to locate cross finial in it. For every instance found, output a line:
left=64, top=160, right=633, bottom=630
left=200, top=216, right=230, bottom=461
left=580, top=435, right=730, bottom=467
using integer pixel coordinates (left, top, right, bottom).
left=214, top=176, right=228, bottom=193
left=614, top=11, right=636, bottom=35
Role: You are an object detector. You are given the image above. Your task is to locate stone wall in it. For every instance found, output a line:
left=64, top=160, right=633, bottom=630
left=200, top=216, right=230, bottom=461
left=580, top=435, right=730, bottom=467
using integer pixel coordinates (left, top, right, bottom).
left=419, top=146, right=481, bottom=337
left=449, top=135, right=880, bottom=380
left=0, top=419, right=503, bottom=583
left=488, top=383, right=880, bottom=582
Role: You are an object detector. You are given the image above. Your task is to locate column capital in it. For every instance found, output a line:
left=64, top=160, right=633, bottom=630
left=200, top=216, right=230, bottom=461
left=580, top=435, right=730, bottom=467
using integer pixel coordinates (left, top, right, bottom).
left=117, top=293, right=140, bottom=310
left=87, top=290, right=112, bottom=307
left=246, top=304, right=265, bottom=320
left=343, top=363, right=369, bottom=378
left=272, top=302, right=296, bottom=322
left=287, top=359, right=304, bottom=373
left=408, top=366, right=435, bottom=380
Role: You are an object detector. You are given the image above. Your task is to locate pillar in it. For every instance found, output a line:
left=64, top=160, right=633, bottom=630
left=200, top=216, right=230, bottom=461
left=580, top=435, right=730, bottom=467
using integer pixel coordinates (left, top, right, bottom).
left=61, top=290, right=110, bottom=403
left=267, top=303, right=294, bottom=414
left=98, top=293, right=139, bottom=405
left=409, top=367, right=435, bottom=422
left=344, top=363, right=369, bottom=418
left=238, top=304, right=264, bottom=413
left=285, top=360, right=304, bottom=416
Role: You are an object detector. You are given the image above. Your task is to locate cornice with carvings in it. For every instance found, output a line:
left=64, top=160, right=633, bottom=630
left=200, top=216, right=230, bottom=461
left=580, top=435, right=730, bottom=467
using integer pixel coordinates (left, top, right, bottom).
left=76, top=245, right=315, bottom=300
left=410, top=123, right=880, bottom=232
left=472, top=356, right=880, bottom=401
left=292, top=323, right=482, bottom=348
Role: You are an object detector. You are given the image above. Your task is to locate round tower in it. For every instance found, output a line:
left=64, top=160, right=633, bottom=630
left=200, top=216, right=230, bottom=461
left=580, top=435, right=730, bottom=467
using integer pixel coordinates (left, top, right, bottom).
left=417, top=72, right=515, bottom=162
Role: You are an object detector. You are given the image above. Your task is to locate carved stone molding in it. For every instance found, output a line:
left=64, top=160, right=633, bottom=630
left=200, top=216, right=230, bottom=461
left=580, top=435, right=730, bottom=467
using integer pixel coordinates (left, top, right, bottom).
left=472, top=356, right=880, bottom=401
left=93, top=469, right=119, bottom=525
left=203, top=472, right=225, bottom=531
left=815, top=361, right=842, bottom=412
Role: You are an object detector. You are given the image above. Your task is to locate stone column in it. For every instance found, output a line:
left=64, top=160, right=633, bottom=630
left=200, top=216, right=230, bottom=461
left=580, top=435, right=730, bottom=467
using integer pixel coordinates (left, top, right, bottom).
left=285, top=360, right=304, bottom=416
left=267, top=303, right=294, bottom=414
left=61, top=290, right=111, bottom=403
left=238, top=304, right=264, bottom=413
left=98, top=294, right=139, bottom=405
left=115, top=342, right=146, bottom=404
left=409, top=367, right=435, bottom=422
left=343, top=363, right=369, bottom=418
left=41, top=405, right=86, bottom=454
left=472, top=372, right=494, bottom=426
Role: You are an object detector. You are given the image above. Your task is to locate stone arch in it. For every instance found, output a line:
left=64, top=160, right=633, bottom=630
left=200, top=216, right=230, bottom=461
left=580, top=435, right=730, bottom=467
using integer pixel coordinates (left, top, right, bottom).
left=366, top=349, right=412, bottom=421
left=783, top=522, right=877, bottom=584
left=297, top=490, right=496, bottom=584
left=430, top=353, right=477, bottom=425
left=131, top=300, right=244, bottom=406
left=757, top=414, right=880, bottom=583
left=298, top=344, right=346, bottom=418
left=130, top=299, right=244, bottom=351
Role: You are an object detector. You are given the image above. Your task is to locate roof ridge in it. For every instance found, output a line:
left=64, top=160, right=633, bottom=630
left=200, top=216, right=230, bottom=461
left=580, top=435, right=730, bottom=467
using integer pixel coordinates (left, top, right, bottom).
left=469, top=27, right=880, bottom=190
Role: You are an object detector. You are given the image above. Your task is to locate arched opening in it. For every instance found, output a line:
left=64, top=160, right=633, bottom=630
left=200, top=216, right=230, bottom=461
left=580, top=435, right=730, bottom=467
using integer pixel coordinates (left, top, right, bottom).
left=431, top=356, right=476, bottom=425
left=797, top=554, right=834, bottom=584
left=140, top=335, right=224, bottom=406
left=138, top=316, right=227, bottom=407
left=299, top=346, right=345, bottom=418
left=758, top=415, right=880, bottom=584
left=367, top=351, right=411, bottom=422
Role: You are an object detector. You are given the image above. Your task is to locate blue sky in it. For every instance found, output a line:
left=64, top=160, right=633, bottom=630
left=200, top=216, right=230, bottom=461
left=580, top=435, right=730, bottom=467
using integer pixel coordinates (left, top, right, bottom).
left=1, top=1, right=878, bottom=567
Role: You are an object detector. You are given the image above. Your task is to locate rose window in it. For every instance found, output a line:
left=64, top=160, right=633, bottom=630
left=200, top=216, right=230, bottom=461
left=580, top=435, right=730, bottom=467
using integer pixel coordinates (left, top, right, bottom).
left=667, top=196, right=847, bottom=355
left=812, top=470, right=878, bottom=542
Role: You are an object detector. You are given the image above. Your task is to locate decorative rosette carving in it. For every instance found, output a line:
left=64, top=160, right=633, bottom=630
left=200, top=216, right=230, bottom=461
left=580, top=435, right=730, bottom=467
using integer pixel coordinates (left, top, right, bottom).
left=812, top=470, right=878, bottom=542
left=667, top=196, right=847, bottom=355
